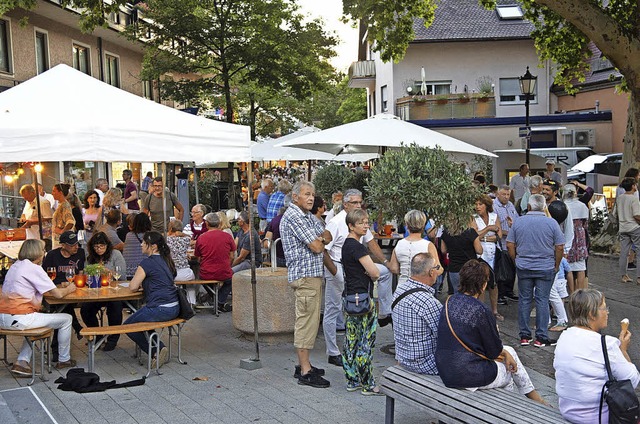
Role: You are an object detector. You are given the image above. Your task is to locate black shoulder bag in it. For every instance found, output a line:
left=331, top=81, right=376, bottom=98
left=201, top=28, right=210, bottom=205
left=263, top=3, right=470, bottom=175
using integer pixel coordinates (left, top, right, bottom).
left=599, top=334, right=640, bottom=424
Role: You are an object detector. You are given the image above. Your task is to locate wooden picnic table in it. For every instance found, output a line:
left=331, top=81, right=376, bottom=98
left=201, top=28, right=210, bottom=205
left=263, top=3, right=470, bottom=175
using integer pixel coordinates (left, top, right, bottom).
left=0, top=240, right=25, bottom=260
left=44, top=284, right=143, bottom=312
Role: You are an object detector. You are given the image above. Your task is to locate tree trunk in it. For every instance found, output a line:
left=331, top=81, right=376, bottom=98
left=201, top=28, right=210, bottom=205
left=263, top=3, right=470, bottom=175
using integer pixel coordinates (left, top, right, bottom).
left=249, top=94, right=257, bottom=142
left=621, top=89, right=640, bottom=177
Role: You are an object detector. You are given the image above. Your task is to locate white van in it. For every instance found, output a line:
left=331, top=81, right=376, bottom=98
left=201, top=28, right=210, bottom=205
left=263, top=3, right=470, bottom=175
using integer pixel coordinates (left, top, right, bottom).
left=494, top=147, right=596, bottom=168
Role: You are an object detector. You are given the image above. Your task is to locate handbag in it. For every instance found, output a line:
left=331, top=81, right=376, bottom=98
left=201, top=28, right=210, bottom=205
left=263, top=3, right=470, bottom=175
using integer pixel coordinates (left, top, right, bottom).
left=494, top=244, right=516, bottom=288
left=599, top=334, right=640, bottom=424
left=176, top=286, right=195, bottom=320
left=343, top=292, right=372, bottom=316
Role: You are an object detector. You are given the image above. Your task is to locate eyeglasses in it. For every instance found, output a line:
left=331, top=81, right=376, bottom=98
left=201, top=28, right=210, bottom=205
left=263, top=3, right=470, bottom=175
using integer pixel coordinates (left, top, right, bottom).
left=347, top=200, right=362, bottom=205
left=191, top=211, right=202, bottom=214
left=94, top=244, right=107, bottom=249
left=599, top=307, right=610, bottom=313
left=430, top=265, right=442, bottom=272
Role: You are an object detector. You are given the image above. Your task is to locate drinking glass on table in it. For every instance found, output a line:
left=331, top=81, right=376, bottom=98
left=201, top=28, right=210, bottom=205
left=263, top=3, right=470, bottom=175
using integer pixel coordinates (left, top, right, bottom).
left=46, top=267, right=56, bottom=281
left=65, top=269, right=75, bottom=285
left=112, top=265, right=122, bottom=290
left=5, top=230, right=14, bottom=247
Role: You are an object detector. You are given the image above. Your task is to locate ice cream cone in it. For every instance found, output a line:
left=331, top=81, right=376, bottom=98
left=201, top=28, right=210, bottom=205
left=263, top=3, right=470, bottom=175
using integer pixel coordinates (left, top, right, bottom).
left=621, top=318, right=629, bottom=333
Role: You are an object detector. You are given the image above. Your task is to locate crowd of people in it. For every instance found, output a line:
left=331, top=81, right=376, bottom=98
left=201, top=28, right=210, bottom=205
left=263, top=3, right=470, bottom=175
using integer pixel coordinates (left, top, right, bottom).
left=2, top=161, right=640, bottom=423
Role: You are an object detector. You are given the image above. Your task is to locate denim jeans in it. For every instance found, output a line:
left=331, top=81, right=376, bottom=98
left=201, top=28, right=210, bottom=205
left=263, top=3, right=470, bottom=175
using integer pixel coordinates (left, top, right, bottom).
left=619, top=227, right=640, bottom=278
left=324, top=262, right=346, bottom=357
left=448, top=272, right=460, bottom=294
left=124, top=304, right=179, bottom=355
left=516, top=268, right=555, bottom=341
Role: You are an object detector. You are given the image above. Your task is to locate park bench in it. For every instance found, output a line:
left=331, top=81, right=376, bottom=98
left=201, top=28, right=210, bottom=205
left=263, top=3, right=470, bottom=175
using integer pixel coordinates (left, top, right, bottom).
left=380, top=365, right=566, bottom=424
left=0, top=327, right=52, bottom=385
left=178, top=279, right=223, bottom=315
left=80, top=318, right=186, bottom=377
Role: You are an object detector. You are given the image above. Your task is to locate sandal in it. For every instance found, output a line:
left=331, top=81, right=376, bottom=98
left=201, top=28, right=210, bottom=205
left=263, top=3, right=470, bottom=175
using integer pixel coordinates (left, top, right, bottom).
left=622, top=276, right=633, bottom=283
left=494, top=313, right=505, bottom=322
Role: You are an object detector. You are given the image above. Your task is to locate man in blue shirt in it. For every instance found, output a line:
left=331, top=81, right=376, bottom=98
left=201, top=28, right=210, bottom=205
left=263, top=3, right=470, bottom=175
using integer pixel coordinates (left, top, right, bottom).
left=257, top=178, right=274, bottom=232
left=392, top=252, right=442, bottom=375
left=266, top=179, right=292, bottom=223
left=507, top=194, right=564, bottom=348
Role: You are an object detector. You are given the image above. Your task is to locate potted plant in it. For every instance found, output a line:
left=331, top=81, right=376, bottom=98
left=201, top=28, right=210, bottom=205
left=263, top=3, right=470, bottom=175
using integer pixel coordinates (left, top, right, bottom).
left=457, top=93, right=470, bottom=103
left=476, top=76, right=494, bottom=102
left=435, top=94, right=449, bottom=105
left=84, top=263, right=106, bottom=289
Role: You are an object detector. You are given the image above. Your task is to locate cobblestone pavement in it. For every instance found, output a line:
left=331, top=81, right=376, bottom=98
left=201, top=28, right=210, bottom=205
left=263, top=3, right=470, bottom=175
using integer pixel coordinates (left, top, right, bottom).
left=0, top=254, right=636, bottom=423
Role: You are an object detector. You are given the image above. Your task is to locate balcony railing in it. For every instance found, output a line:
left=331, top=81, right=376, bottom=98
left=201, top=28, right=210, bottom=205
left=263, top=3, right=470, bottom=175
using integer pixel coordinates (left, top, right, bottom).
left=348, top=60, right=375, bottom=88
left=396, top=94, right=496, bottom=120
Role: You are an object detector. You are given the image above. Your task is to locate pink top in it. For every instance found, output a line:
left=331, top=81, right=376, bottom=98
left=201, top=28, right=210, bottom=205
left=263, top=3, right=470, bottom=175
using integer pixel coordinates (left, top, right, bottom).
left=0, top=259, right=55, bottom=310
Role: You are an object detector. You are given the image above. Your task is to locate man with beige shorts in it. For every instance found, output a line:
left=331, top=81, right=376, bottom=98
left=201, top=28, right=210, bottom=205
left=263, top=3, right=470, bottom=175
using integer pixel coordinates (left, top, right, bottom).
left=280, top=181, right=332, bottom=388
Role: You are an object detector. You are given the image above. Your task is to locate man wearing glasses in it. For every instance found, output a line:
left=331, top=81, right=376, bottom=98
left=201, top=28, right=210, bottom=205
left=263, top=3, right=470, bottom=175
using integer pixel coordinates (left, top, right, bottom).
left=323, top=188, right=394, bottom=368
left=391, top=252, right=443, bottom=375
left=142, top=177, right=184, bottom=233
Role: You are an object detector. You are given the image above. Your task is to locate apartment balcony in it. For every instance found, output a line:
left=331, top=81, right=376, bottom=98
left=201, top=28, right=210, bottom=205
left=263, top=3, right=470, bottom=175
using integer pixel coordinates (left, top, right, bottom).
left=396, top=94, right=496, bottom=121
left=348, top=60, right=375, bottom=88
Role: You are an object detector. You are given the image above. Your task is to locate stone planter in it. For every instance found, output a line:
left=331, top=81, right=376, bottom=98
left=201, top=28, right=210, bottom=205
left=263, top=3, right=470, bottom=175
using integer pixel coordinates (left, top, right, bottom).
left=232, top=268, right=295, bottom=338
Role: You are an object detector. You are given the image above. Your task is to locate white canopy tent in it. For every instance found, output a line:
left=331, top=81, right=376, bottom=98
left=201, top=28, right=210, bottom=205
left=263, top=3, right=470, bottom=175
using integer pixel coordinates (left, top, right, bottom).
left=278, top=113, right=497, bottom=159
left=0, top=64, right=250, bottom=163
left=253, top=129, right=377, bottom=162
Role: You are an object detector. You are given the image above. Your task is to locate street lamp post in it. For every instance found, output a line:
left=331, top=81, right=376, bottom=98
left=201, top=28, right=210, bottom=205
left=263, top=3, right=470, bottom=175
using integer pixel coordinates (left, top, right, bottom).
left=519, top=66, right=537, bottom=167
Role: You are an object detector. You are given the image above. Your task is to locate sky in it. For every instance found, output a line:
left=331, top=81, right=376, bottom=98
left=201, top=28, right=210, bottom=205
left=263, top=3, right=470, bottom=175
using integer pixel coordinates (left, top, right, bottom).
left=296, top=0, right=359, bottom=72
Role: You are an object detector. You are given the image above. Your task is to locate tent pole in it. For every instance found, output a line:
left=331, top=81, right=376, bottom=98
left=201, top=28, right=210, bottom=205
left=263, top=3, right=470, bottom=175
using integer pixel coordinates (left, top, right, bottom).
left=193, top=162, right=200, bottom=205
left=161, top=161, right=167, bottom=238
left=32, top=169, right=43, bottom=241
left=240, top=160, right=262, bottom=370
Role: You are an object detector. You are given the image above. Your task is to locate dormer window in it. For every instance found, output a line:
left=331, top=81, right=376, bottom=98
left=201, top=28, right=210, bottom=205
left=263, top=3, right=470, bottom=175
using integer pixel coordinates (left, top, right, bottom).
left=496, top=5, right=524, bottom=20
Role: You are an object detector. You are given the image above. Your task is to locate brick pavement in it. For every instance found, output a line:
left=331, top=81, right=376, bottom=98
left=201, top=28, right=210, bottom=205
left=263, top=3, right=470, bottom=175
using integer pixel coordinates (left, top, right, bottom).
left=6, top=256, right=636, bottom=422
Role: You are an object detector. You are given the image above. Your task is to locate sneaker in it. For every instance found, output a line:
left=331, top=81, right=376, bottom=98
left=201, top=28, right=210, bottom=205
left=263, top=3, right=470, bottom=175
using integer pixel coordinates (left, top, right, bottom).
left=218, top=303, right=232, bottom=313
left=505, top=294, right=519, bottom=301
left=151, top=347, right=169, bottom=369
left=293, top=365, right=325, bottom=379
left=533, top=338, right=557, bottom=348
left=497, top=297, right=508, bottom=305
left=55, top=359, right=77, bottom=370
left=361, top=386, right=385, bottom=396
left=346, top=382, right=362, bottom=392
left=328, top=355, right=343, bottom=367
left=628, top=263, right=637, bottom=270
left=336, top=328, right=346, bottom=335
left=10, top=363, right=32, bottom=377
left=549, top=322, right=568, bottom=332
left=520, top=337, right=533, bottom=346
left=378, top=315, right=392, bottom=328
left=297, top=372, right=330, bottom=388
left=194, top=301, right=214, bottom=309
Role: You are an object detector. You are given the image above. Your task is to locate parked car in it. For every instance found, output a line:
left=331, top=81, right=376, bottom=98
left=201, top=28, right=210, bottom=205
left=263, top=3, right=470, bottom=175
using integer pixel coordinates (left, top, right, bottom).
left=567, top=153, right=622, bottom=184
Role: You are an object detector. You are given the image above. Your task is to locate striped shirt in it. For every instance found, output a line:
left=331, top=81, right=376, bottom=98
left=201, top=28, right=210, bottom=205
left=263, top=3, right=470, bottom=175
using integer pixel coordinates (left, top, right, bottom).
left=280, top=203, right=324, bottom=283
left=266, top=191, right=285, bottom=222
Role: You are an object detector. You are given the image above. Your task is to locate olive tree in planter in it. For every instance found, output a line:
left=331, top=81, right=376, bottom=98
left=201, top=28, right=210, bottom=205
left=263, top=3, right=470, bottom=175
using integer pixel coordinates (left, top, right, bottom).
left=367, top=144, right=480, bottom=233
left=313, top=163, right=354, bottom=206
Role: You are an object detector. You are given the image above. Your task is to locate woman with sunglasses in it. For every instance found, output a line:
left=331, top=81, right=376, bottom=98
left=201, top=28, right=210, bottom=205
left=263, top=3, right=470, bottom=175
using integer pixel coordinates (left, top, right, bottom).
left=80, top=231, right=127, bottom=351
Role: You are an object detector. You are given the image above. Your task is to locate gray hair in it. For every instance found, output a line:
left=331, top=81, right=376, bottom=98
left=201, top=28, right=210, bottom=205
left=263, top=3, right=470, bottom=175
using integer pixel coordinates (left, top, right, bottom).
left=18, top=239, right=45, bottom=261
left=193, top=203, right=207, bottom=215
left=567, top=289, right=605, bottom=327
left=204, top=212, right=220, bottom=228
left=95, top=178, right=108, bottom=188
left=283, top=194, right=292, bottom=208
left=261, top=178, right=273, bottom=189
left=343, top=188, right=363, bottom=204
left=277, top=179, right=292, bottom=194
left=562, top=184, right=577, bottom=200
left=19, top=184, right=36, bottom=196
left=528, top=194, right=546, bottom=211
left=410, top=252, right=435, bottom=277
left=404, top=210, right=427, bottom=234
left=238, top=210, right=250, bottom=223
left=498, top=184, right=510, bottom=192
left=529, top=175, right=543, bottom=189
left=292, top=181, right=314, bottom=196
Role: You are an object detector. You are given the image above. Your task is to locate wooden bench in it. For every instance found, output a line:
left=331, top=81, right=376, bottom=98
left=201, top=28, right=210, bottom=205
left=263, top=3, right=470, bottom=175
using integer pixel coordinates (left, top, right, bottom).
left=80, top=318, right=186, bottom=377
left=178, top=280, right=224, bottom=315
left=0, top=327, right=52, bottom=386
left=380, top=365, right=566, bottom=424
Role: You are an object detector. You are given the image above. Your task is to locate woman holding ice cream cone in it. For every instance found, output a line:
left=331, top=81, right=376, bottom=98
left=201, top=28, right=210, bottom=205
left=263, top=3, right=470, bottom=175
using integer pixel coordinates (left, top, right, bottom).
left=553, top=289, right=640, bottom=423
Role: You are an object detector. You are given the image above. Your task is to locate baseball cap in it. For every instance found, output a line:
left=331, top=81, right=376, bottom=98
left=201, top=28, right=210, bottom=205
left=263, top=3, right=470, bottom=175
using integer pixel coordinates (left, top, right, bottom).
left=545, top=159, right=555, bottom=165
left=60, top=231, right=78, bottom=245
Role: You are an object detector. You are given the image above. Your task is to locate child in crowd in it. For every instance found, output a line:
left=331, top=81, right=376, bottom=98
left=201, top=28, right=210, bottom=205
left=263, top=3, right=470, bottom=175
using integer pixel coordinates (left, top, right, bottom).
left=549, top=257, right=572, bottom=332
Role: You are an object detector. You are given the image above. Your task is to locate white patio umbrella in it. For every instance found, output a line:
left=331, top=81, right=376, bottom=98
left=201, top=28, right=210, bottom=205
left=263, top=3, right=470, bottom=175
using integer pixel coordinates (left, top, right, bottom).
left=421, top=66, right=427, bottom=95
left=277, top=113, right=497, bottom=158
left=251, top=137, right=377, bottom=162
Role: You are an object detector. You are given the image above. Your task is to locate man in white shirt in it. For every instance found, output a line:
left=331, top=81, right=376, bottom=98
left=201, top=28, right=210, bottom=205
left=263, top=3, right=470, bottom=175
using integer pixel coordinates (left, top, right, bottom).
left=509, top=163, right=530, bottom=212
left=19, top=184, right=53, bottom=240
left=323, top=188, right=393, bottom=367
left=38, top=184, right=57, bottom=210
left=95, top=178, right=109, bottom=204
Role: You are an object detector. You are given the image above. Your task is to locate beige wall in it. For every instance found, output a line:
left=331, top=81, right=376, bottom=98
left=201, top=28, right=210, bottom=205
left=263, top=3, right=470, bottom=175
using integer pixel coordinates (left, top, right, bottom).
left=557, top=87, right=628, bottom=153
left=1, top=7, right=151, bottom=98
